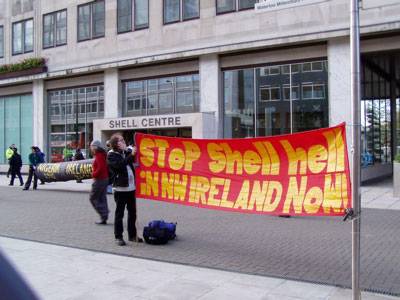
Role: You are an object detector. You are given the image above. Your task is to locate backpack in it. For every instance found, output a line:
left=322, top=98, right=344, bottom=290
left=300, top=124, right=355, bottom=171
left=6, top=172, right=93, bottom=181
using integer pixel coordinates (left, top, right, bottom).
left=143, top=220, right=177, bottom=245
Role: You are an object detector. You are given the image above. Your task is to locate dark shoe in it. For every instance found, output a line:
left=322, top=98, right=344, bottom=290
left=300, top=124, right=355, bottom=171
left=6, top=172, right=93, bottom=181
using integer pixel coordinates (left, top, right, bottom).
left=33, top=187, right=37, bottom=190
left=129, top=237, right=144, bottom=243
left=8, top=184, right=13, bottom=186
left=115, top=238, right=126, bottom=246
left=95, top=219, right=107, bottom=225
left=20, top=183, right=24, bottom=186
left=22, top=187, right=29, bottom=190
left=40, top=182, right=45, bottom=185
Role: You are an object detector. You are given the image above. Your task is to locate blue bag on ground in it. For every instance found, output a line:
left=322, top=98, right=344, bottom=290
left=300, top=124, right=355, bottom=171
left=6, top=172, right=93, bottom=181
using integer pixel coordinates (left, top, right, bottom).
left=143, top=220, right=176, bottom=245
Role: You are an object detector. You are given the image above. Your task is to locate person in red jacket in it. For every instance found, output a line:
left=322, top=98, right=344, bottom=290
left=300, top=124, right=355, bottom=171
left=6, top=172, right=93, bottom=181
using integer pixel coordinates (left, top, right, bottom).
left=89, top=140, right=109, bottom=225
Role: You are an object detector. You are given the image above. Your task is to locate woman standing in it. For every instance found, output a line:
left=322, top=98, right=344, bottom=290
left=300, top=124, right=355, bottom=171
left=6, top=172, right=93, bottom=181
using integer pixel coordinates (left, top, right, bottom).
left=89, top=141, right=109, bottom=225
left=107, top=134, right=143, bottom=246
left=9, top=148, right=23, bottom=186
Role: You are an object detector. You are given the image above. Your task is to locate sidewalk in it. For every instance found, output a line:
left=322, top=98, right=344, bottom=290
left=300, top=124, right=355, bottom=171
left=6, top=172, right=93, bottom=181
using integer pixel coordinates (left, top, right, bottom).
left=0, top=237, right=397, bottom=300
left=1, top=176, right=399, bottom=210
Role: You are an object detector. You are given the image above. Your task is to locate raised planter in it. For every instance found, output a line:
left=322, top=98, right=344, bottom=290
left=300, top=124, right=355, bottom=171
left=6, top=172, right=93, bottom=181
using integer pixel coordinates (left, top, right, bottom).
left=394, top=161, right=400, bottom=198
left=0, top=66, right=47, bottom=80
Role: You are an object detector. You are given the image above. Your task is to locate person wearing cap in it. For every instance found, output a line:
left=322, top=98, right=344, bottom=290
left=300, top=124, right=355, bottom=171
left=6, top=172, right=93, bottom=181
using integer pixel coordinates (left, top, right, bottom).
left=23, top=146, right=40, bottom=191
left=89, top=140, right=109, bottom=225
left=5, top=144, right=16, bottom=178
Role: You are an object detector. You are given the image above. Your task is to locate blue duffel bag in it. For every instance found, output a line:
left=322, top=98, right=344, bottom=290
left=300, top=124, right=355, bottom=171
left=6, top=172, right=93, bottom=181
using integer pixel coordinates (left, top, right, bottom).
left=143, top=220, right=177, bottom=245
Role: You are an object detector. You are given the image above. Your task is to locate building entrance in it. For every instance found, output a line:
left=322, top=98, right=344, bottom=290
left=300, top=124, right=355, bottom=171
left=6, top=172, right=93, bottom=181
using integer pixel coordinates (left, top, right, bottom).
left=361, top=51, right=400, bottom=182
left=121, top=127, right=192, bottom=146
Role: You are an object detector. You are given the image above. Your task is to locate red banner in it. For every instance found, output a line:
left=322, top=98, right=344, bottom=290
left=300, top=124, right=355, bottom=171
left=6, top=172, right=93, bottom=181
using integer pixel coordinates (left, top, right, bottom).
left=135, top=123, right=351, bottom=216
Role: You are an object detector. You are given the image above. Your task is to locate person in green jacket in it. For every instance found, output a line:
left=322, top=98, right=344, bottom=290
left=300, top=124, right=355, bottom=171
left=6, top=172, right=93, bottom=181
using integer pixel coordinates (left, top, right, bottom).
left=23, top=146, right=40, bottom=191
left=5, top=144, right=16, bottom=178
left=63, top=146, right=73, bottom=162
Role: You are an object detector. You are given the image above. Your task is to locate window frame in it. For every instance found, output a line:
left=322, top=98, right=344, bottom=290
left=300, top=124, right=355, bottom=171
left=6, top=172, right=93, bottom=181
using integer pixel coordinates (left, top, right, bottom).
left=216, top=0, right=256, bottom=15
left=77, top=0, right=105, bottom=42
left=42, top=9, right=68, bottom=49
left=117, top=0, right=149, bottom=34
left=0, top=25, right=4, bottom=58
left=12, top=18, right=34, bottom=56
left=163, top=0, right=200, bottom=25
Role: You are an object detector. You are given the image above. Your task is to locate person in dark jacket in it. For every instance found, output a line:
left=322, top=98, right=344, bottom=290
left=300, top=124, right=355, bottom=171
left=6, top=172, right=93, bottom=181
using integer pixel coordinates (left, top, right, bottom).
left=6, top=144, right=16, bottom=178
left=74, top=148, right=85, bottom=183
left=35, top=147, right=46, bottom=185
left=107, top=133, right=143, bottom=246
left=23, top=146, right=40, bottom=191
left=89, top=141, right=109, bottom=225
left=9, top=148, right=23, bottom=186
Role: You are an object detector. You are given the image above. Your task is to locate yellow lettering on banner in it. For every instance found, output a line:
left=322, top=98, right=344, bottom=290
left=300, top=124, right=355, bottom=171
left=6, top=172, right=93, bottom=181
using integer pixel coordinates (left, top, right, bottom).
left=219, top=179, right=234, bottom=208
left=307, top=145, right=328, bottom=174
left=208, top=177, right=225, bottom=207
left=144, top=171, right=159, bottom=197
left=173, top=174, right=188, bottom=201
left=182, top=141, right=201, bottom=171
left=253, top=141, right=280, bottom=175
left=283, top=176, right=308, bottom=214
left=234, top=180, right=250, bottom=210
left=280, top=140, right=307, bottom=175
left=208, top=143, right=226, bottom=173
left=243, top=151, right=261, bottom=175
left=264, top=181, right=282, bottom=212
left=323, top=173, right=346, bottom=213
left=155, top=139, right=169, bottom=168
left=323, top=128, right=345, bottom=173
left=140, top=138, right=155, bottom=167
left=188, top=176, right=209, bottom=205
left=220, top=143, right=243, bottom=175
left=168, top=148, right=185, bottom=171
left=161, top=173, right=174, bottom=199
left=303, top=187, right=323, bottom=214
left=248, top=181, right=269, bottom=212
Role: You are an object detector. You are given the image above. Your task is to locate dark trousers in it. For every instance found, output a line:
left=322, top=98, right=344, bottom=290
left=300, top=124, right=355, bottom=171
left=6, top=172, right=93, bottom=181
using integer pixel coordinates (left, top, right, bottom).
left=7, top=166, right=11, bottom=177
left=114, top=190, right=137, bottom=240
left=89, top=179, right=109, bottom=220
left=10, top=170, right=23, bottom=186
left=24, top=166, right=38, bottom=190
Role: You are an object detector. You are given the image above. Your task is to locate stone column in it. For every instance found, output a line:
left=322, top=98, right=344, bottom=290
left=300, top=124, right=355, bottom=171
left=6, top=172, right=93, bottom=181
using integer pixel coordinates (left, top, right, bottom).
left=32, top=79, right=47, bottom=155
left=199, top=54, right=222, bottom=138
left=104, top=68, right=121, bottom=119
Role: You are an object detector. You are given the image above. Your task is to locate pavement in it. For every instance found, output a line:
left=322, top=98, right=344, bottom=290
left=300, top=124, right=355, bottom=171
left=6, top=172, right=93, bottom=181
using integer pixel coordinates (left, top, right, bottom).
left=0, top=175, right=399, bottom=299
left=0, top=237, right=397, bottom=300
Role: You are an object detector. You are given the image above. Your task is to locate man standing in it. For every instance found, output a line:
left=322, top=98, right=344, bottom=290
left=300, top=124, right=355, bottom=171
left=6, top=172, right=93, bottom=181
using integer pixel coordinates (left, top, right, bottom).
left=107, top=134, right=143, bottom=246
left=5, top=144, right=16, bottom=178
left=23, top=147, right=39, bottom=191
left=89, top=141, right=109, bottom=225
left=9, top=148, right=23, bottom=186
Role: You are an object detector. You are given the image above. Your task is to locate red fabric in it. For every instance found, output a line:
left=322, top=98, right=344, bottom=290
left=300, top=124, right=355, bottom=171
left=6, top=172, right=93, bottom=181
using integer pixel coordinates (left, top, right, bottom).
left=92, top=151, right=109, bottom=180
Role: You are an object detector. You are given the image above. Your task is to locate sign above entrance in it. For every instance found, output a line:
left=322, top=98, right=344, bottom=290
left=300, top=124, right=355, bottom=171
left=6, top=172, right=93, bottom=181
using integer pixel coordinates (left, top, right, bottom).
left=108, top=116, right=182, bottom=130
left=255, top=0, right=329, bottom=13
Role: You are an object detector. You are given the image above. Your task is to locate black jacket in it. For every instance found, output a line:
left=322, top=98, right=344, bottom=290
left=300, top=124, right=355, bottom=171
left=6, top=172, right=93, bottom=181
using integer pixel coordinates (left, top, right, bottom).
left=9, top=153, right=22, bottom=172
left=107, top=150, right=135, bottom=187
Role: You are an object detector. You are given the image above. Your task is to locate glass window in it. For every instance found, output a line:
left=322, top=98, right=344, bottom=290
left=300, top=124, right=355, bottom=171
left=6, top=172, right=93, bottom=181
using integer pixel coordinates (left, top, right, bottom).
left=123, top=74, right=200, bottom=116
left=134, top=0, right=149, bottom=29
left=224, top=60, right=329, bottom=138
left=239, top=0, right=257, bottom=10
left=56, top=10, right=67, bottom=45
left=78, top=4, right=91, bottom=41
left=43, top=14, right=54, bottom=48
left=0, top=26, right=4, bottom=58
left=217, top=0, right=236, bottom=13
left=0, top=95, right=33, bottom=164
left=183, top=0, right=199, bottom=20
left=12, top=21, right=23, bottom=55
left=164, top=0, right=180, bottom=24
left=118, top=0, right=132, bottom=33
left=24, top=19, right=33, bottom=52
left=92, top=0, right=105, bottom=38
left=48, top=85, right=104, bottom=163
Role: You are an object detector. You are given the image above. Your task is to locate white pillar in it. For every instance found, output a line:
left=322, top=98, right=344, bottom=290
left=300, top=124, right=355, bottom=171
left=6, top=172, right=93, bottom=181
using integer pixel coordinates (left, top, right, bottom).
left=104, top=68, right=121, bottom=119
left=199, top=54, right=222, bottom=138
left=328, top=37, right=352, bottom=146
left=32, top=79, right=47, bottom=153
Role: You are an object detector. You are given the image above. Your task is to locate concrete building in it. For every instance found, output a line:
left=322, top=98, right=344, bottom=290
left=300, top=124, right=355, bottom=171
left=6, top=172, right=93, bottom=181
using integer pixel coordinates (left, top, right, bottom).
left=0, top=0, right=399, bottom=181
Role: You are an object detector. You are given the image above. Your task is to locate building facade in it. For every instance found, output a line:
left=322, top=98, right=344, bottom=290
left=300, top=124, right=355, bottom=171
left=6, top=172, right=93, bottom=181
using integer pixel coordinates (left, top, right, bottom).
left=0, top=0, right=399, bottom=181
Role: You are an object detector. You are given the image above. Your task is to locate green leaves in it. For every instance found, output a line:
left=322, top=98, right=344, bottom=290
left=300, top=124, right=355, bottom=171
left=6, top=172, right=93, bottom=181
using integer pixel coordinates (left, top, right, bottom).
left=0, top=57, right=46, bottom=74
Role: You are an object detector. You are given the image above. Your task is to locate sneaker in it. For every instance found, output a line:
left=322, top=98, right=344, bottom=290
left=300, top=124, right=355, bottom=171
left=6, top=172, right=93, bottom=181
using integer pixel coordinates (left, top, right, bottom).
left=129, top=237, right=144, bottom=243
left=95, top=219, right=107, bottom=225
left=115, top=238, right=126, bottom=246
